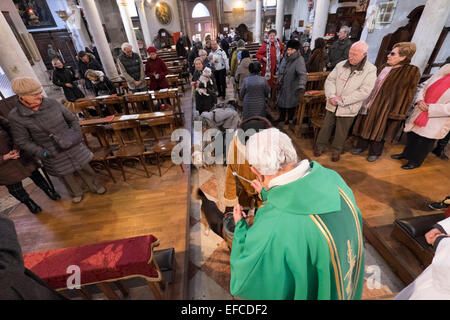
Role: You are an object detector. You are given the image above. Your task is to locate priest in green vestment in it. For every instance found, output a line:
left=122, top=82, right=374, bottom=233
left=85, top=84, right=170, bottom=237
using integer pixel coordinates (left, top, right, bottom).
left=230, top=128, right=365, bottom=300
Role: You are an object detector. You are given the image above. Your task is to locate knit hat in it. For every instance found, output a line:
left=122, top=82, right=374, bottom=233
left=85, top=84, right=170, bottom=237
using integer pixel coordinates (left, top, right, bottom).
left=147, top=46, right=157, bottom=54
left=286, top=40, right=300, bottom=50
left=11, top=77, right=42, bottom=96
left=237, top=39, right=245, bottom=48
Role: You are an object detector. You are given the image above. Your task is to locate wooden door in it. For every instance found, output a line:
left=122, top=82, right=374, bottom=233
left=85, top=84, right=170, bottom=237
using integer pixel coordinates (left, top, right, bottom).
left=183, top=0, right=218, bottom=42
left=31, top=29, right=78, bottom=71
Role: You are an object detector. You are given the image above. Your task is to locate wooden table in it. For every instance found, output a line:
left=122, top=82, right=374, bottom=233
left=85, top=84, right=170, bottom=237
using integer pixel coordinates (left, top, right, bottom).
left=79, top=110, right=174, bottom=127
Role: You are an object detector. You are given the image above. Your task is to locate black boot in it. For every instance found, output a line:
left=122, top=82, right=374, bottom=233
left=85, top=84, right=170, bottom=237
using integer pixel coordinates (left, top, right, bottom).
left=43, top=188, right=61, bottom=201
left=24, top=199, right=42, bottom=214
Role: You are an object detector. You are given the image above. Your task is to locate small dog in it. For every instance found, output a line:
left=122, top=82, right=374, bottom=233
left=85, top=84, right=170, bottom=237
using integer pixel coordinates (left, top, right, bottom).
left=195, top=188, right=224, bottom=238
left=196, top=67, right=213, bottom=97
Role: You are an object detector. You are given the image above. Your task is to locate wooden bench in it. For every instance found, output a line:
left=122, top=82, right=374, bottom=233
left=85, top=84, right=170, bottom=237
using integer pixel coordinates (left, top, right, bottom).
left=23, top=235, right=173, bottom=300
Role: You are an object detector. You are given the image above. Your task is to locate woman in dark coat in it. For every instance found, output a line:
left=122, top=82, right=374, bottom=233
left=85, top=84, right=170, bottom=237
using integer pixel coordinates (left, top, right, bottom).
left=307, top=38, right=328, bottom=73
left=52, top=59, right=85, bottom=102
left=176, top=37, right=188, bottom=57
left=239, top=61, right=270, bottom=120
left=8, top=77, right=106, bottom=204
left=193, top=63, right=217, bottom=114
left=275, top=40, right=308, bottom=124
left=145, top=46, right=169, bottom=90
left=85, top=69, right=117, bottom=96
left=352, top=42, right=421, bottom=162
left=0, top=116, right=60, bottom=214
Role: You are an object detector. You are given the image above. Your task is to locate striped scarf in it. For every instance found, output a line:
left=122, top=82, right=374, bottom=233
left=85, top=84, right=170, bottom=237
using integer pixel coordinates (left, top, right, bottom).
left=265, top=39, right=281, bottom=80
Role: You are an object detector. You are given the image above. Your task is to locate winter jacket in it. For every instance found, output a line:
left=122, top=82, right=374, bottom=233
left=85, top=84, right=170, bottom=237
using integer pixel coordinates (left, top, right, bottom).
left=8, top=97, right=93, bottom=177
left=0, top=215, right=66, bottom=300
left=324, top=59, right=377, bottom=117
left=240, top=74, right=270, bottom=120
left=276, top=51, right=307, bottom=109
left=52, top=66, right=85, bottom=102
left=145, top=57, right=169, bottom=90
left=211, top=48, right=229, bottom=72
left=0, top=116, right=37, bottom=186
left=117, top=52, right=146, bottom=90
left=404, top=64, right=450, bottom=140
left=328, top=38, right=353, bottom=69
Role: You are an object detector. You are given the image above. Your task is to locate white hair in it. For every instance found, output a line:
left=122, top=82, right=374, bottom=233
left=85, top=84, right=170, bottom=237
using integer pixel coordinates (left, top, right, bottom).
left=245, top=128, right=298, bottom=175
left=198, top=49, right=207, bottom=56
left=121, top=42, right=133, bottom=51
left=351, top=40, right=368, bottom=53
left=340, top=26, right=351, bottom=35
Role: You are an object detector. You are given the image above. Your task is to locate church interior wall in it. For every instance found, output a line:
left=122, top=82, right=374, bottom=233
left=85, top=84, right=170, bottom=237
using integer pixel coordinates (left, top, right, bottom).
left=145, top=0, right=182, bottom=42
left=96, top=0, right=128, bottom=52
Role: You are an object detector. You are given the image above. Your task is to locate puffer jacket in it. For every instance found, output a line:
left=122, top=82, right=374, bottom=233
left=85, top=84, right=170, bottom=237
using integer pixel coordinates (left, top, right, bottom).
left=8, top=97, right=93, bottom=177
left=324, top=59, right=377, bottom=117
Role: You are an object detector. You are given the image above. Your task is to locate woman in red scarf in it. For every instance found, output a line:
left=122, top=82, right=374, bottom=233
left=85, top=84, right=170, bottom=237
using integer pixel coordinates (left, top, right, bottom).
left=391, top=63, right=450, bottom=169
left=145, top=46, right=169, bottom=90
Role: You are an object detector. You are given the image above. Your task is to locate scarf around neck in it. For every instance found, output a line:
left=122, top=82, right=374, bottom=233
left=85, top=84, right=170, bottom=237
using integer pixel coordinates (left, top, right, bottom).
left=265, top=39, right=281, bottom=80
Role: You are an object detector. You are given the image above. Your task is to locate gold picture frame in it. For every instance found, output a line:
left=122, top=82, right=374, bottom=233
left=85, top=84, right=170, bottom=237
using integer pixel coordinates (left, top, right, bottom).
left=155, top=2, right=172, bottom=26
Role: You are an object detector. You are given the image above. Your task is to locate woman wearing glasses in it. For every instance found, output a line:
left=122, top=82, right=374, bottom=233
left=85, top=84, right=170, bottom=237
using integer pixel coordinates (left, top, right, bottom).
left=352, top=42, right=421, bottom=162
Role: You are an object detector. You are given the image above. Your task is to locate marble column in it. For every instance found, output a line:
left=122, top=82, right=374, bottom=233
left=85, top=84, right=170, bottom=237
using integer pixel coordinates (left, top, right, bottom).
left=0, top=11, right=44, bottom=93
left=116, top=0, right=140, bottom=53
left=275, top=0, right=285, bottom=40
left=136, top=0, right=152, bottom=50
left=79, top=0, right=120, bottom=80
left=411, top=0, right=450, bottom=74
left=254, top=0, right=262, bottom=44
left=310, top=0, right=330, bottom=49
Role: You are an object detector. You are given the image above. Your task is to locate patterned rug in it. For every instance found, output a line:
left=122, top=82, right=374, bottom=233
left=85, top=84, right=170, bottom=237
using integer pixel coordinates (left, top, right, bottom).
left=190, top=165, right=397, bottom=300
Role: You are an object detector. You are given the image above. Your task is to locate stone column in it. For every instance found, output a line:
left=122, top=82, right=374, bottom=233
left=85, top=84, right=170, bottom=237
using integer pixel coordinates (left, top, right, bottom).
left=310, top=0, right=330, bottom=49
left=135, top=0, right=152, bottom=50
left=116, top=0, right=140, bottom=53
left=411, top=0, right=450, bottom=74
left=275, top=0, right=285, bottom=40
left=79, top=0, right=120, bottom=80
left=255, top=0, right=262, bottom=44
left=0, top=11, right=44, bottom=93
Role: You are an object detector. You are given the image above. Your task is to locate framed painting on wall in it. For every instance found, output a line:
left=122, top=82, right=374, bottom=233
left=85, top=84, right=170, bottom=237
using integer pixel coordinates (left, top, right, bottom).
left=155, top=2, right=172, bottom=26
left=13, top=0, right=57, bottom=29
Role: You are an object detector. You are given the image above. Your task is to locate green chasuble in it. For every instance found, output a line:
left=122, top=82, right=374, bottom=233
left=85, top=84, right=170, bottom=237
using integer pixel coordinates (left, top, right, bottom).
left=230, top=161, right=364, bottom=300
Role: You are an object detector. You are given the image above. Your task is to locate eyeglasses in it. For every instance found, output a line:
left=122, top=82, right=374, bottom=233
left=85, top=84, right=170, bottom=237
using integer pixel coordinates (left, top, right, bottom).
left=388, top=51, right=397, bottom=56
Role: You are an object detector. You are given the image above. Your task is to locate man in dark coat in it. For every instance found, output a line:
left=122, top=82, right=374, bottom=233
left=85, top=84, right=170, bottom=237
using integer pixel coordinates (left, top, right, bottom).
left=77, top=50, right=103, bottom=90
left=117, top=43, right=147, bottom=92
left=327, top=26, right=353, bottom=70
left=275, top=40, right=307, bottom=125
left=51, top=59, right=85, bottom=102
left=176, top=37, right=188, bottom=58
left=8, top=77, right=106, bottom=204
left=0, top=214, right=66, bottom=300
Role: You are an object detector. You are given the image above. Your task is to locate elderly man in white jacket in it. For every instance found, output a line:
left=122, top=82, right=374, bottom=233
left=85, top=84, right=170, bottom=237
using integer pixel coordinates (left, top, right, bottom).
left=314, top=41, right=377, bottom=162
left=395, top=216, right=450, bottom=300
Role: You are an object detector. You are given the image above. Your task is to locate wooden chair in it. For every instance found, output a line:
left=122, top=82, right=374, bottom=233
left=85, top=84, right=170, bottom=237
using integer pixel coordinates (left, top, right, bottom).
left=309, top=94, right=328, bottom=146
left=125, top=93, right=154, bottom=113
left=152, top=90, right=183, bottom=126
left=81, top=125, right=116, bottom=183
left=293, top=71, right=330, bottom=136
left=111, top=120, right=150, bottom=181
left=113, top=80, right=130, bottom=95
left=145, top=115, right=184, bottom=177
left=73, top=99, right=103, bottom=118
left=100, top=96, right=128, bottom=115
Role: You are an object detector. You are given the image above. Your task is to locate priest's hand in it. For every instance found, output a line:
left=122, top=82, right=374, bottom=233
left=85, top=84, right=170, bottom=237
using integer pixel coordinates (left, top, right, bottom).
left=250, top=166, right=264, bottom=194
left=233, top=204, right=247, bottom=224
left=425, top=228, right=445, bottom=246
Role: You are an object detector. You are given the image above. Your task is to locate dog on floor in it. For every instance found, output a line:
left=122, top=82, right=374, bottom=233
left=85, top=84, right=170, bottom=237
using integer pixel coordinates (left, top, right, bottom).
left=194, top=188, right=224, bottom=238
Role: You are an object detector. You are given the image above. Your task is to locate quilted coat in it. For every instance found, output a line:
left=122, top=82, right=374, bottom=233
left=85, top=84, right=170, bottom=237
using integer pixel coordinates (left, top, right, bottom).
left=8, top=97, right=93, bottom=177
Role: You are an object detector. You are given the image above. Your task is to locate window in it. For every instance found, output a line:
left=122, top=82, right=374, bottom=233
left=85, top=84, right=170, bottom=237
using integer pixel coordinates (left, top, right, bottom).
left=264, top=0, right=276, bottom=7
left=192, top=3, right=211, bottom=18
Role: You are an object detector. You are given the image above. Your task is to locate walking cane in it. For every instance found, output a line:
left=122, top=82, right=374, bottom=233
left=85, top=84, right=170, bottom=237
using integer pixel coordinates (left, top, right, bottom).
left=40, top=165, right=56, bottom=193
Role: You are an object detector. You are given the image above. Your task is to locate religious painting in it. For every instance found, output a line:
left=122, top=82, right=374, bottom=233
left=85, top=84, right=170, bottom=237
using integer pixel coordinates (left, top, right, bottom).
left=264, top=15, right=275, bottom=33
left=284, top=14, right=292, bottom=29
left=13, top=0, right=57, bottom=29
left=155, top=2, right=172, bottom=26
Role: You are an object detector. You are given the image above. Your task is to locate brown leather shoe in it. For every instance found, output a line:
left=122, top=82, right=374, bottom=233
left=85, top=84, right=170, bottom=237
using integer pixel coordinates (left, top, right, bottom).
left=331, top=152, right=340, bottom=162
left=313, top=147, right=322, bottom=157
